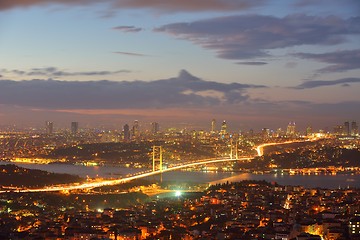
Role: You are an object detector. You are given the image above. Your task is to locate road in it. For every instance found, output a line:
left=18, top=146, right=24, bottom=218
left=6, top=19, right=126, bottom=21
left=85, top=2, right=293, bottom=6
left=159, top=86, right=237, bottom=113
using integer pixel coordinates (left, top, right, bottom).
left=255, top=138, right=317, bottom=156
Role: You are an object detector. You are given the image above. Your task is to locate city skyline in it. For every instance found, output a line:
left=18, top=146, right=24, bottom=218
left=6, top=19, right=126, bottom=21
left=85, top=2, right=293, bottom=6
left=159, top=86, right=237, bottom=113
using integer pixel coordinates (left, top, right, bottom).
left=0, top=0, right=359, bottom=129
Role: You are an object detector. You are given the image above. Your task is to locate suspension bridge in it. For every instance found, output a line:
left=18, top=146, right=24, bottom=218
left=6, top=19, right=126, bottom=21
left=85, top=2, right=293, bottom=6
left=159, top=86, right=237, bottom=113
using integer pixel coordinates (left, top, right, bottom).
left=0, top=141, right=298, bottom=193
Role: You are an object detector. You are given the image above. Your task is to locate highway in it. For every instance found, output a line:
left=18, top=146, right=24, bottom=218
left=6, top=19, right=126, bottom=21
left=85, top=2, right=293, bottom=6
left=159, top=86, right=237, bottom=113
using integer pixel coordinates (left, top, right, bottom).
left=255, top=138, right=317, bottom=156
left=255, top=141, right=296, bottom=156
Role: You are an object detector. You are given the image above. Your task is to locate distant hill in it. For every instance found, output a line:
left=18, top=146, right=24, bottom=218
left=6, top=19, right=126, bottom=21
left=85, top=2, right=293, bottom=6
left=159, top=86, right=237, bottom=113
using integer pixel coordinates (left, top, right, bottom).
left=0, top=164, right=83, bottom=188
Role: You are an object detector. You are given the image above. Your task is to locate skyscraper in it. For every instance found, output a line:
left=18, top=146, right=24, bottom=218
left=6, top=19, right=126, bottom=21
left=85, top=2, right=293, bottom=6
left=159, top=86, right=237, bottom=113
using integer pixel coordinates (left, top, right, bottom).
left=71, top=122, right=78, bottom=134
left=221, top=120, right=227, bottom=135
left=132, top=120, right=140, bottom=138
left=286, top=122, right=296, bottom=137
left=211, top=119, right=216, bottom=133
left=344, top=121, right=350, bottom=136
left=45, top=121, right=53, bottom=135
left=262, top=128, right=271, bottom=138
left=351, top=121, right=358, bottom=136
left=306, top=126, right=312, bottom=136
left=151, top=122, right=159, bottom=134
left=123, top=124, right=130, bottom=141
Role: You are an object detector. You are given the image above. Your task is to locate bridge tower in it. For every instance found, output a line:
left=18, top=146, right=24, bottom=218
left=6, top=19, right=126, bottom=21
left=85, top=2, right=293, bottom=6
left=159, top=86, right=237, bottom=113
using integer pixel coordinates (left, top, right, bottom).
left=229, top=140, right=238, bottom=160
left=152, top=146, right=163, bottom=172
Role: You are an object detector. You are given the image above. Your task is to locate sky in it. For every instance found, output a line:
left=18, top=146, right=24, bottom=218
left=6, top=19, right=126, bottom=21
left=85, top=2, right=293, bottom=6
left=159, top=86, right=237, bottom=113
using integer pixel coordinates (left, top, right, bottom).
left=0, top=0, right=359, bottom=132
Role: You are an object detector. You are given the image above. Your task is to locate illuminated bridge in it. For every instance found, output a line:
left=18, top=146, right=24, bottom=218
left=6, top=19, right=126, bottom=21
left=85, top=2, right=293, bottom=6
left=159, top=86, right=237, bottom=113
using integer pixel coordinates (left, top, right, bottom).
left=0, top=140, right=308, bottom=193
left=1, top=156, right=251, bottom=193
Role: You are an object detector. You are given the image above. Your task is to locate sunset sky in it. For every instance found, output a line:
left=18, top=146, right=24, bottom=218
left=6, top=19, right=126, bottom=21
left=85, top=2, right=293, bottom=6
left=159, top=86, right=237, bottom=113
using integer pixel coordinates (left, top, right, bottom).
left=0, top=0, right=359, bottom=131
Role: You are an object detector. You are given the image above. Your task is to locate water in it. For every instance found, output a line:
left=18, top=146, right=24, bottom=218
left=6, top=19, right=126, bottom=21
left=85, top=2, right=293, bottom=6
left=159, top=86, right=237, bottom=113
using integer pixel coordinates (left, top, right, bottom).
left=156, top=171, right=360, bottom=189
left=2, top=162, right=359, bottom=189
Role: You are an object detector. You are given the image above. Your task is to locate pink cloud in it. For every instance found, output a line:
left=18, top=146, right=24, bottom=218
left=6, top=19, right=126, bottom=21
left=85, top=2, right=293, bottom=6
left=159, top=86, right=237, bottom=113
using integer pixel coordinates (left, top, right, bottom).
left=0, top=0, right=264, bottom=12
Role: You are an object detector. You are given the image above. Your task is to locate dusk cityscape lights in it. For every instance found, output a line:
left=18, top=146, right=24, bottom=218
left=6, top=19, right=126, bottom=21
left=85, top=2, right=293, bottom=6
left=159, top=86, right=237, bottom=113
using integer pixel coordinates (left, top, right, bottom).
left=1, top=0, right=360, bottom=239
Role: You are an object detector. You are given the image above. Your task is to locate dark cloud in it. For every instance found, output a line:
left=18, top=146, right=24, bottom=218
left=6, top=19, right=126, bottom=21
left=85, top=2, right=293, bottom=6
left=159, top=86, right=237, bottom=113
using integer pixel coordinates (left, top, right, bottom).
left=294, top=0, right=360, bottom=10
left=285, top=62, right=298, bottom=68
left=113, top=26, right=142, bottom=33
left=236, top=62, right=267, bottom=65
left=155, top=14, right=360, bottom=60
left=293, top=49, right=360, bottom=73
left=0, top=67, right=130, bottom=78
left=0, top=70, right=265, bottom=109
left=0, top=0, right=264, bottom=12
left=294, top=77, right=360, bottom=89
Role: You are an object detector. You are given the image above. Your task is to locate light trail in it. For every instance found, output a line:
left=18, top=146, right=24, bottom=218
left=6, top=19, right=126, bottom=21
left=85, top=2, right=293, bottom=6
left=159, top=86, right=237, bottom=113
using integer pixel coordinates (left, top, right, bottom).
left=256, top=142, right=296, bottom=156
left=255, top=138, right=317, bottom=156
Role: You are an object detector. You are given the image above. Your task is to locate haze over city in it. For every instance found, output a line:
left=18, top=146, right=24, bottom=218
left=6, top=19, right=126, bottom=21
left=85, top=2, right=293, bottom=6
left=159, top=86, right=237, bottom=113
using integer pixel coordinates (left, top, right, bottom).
left=0, top=0, right=359, bottom=130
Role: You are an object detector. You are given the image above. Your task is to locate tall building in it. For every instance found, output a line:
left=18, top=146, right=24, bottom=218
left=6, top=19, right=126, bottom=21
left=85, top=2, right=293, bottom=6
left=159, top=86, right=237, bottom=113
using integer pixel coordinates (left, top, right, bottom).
left=71, top=122, right=78, bottom=134
left=344, top=121, right=350, bottom=136
left=132, top=120, right=140, bottom=138
left=351, top=121, right=358, bottom=136
left=262, top=128, right=271, bottom=138
left=151, top=122, right=159, bottom=134
left=306, top=126, right=312, bottom=136
left=45, top=121, right=53, bottom=135
left=211, top=119, right=216, bottom=133
left=123, top=124, right=130, bottom=141
left=286, top=122, right=296, bottom=137
left=349, top=215, right=360, bottom=236
left=333, top=125, right=344, bottom=135
left=276, top=128, right=283, bottom=137
left=221, top=120, right=227, bottom=135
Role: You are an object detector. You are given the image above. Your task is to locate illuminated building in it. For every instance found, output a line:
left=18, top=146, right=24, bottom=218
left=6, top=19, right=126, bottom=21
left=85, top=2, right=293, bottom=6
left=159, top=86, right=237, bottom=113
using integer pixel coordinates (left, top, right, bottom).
left=333, top=125, right=344, bottom=135
left=211, top=119, right=216, bottom=133
left=306, top=126, right=312, bottom=136
left=151, top=122, right=159, bottom=134
left=344, top=121, right=350, bottom=136
left=286, top=122, right=296, bottom=137
left=262, top=128, right=271, bottom=138
left=45, top=121, right=53, bottom=135
left=132, top=120, right=140, bottom=138
left=351, top=121, right=358, bottom=136
left=275, top=128, right=283, bottom=137
left=71, top=122, right=78, bottom=134
left=349, top=215, right=360, bottom=236
left=123, top=124, right=130, bottom=141
left=221, top=120, right=227, bottom=135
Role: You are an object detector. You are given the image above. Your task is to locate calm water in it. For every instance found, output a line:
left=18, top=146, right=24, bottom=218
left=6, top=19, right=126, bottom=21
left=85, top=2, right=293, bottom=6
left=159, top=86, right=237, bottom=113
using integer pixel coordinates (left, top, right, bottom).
left=2, top=162, right=360, bottom=189
left=157, top=171, right=360, bottom=189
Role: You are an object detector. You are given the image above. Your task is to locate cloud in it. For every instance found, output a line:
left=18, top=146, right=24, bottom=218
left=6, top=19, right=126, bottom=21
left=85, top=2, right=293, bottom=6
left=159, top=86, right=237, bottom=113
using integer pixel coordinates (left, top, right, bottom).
left=293, top=49, right=360, bottom=73
left=236, top=62, right=267, bottom=65
left=294, top=77, right=360, bottom=89
left=0, top=0, right=264, bottom=12
left=155, top=14, right=360, bottom=60
left=0, top=70, right=265, bottom=109
left=0, top=67, right=130, bottom=78
left=113, top=51, right=149, bottom=57
left=294, top=0, right=360, bottom=9
left=285, top=62, right=298, bottom=68
left=113, top=26, right=142, bottom=33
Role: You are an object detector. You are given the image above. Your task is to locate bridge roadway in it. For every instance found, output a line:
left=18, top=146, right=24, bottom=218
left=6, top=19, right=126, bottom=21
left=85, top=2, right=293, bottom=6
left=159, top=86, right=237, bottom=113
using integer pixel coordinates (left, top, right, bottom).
left=255, top=138, right=317, bottom=156
left=1, top=140, right=310, bottom=193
